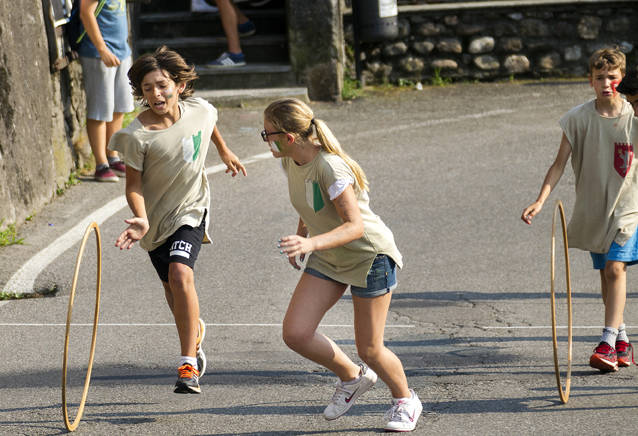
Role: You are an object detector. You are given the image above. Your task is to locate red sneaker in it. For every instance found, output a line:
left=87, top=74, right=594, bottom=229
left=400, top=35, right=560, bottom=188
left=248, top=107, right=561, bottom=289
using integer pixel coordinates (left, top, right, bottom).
left=616, top=340, right=634, bottom=367
left=94, top=166, right=118, bottom=182
left=109, top=160, right=126, bottom=177
left=589, top=341, right=618, bottom=372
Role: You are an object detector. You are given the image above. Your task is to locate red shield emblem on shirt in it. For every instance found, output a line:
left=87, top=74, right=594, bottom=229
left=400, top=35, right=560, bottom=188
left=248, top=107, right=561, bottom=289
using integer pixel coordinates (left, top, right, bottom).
left=614, top=142, right=634, bottom=178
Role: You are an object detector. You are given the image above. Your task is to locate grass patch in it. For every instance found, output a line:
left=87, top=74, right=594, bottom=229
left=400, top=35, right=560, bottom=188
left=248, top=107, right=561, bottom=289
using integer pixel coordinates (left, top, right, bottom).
left=0, top=220, right=24, bottom=246
left=56, top=172, right=80, bottom=196
left=431, top=68, right=452, bottom=87
left=342, top=76, right=365, bottom=101
left=0, top=286, right=59, bottom=300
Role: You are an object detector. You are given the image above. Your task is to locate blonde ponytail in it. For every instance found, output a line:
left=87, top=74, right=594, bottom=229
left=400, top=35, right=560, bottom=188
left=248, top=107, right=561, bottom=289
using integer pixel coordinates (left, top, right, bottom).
left=313, top=118, right=368, bottom=192
left=264, top=98, right=369, bottom=191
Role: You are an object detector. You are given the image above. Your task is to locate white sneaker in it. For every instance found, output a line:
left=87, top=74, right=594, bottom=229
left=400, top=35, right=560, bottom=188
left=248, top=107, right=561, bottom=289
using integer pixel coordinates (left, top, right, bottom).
left=323, top=364, right=377, bottom=420
left=191, top=0, right=218, bottom=13
left=196, top=318, right=207, bottom=377
left=384, top=389, right=423, bottom=432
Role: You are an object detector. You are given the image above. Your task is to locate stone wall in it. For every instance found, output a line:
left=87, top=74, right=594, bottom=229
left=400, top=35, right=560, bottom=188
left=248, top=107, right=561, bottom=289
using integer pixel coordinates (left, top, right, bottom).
left=344, top=0, right=638, bottom=84
left=0, top=0, right=86, bottom=231
left=288, top=0, right=345, bottom=101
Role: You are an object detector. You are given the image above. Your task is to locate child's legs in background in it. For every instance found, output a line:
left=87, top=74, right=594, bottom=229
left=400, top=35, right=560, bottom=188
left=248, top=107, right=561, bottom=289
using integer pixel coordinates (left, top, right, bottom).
left=86, top=119, right=109, bottom=167
left=282, top=273, right=361, bottom=381
left=353, top=293, right=410, bottom=399
left=213, top=0, right=241, bottom=53
left=87, top=114, right=124, bottom=165
left=106, top=113, right=124, bottom=160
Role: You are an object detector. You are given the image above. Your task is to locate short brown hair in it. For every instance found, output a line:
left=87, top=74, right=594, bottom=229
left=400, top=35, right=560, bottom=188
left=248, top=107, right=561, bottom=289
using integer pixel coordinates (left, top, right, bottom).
left=128, top=46, right=198, bottom=102
left=589, top=47, right=626, bottom=75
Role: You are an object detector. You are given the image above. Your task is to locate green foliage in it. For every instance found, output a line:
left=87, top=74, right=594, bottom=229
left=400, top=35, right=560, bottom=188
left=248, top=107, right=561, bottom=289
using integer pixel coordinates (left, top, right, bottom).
left=0, top=292, right=26, bottom=300
left=0, top=220, right=24, bottom=246
left=0, top=286, right=58, bottom=300
left=122, top=107, right=141, bottom=129
left=431, top=68, right=452, bottom=87
left=342, top=76, right=364, bottom=101
left=56, top=172, right=80, bottom=197
left=397, top=78, right=416, bottom=87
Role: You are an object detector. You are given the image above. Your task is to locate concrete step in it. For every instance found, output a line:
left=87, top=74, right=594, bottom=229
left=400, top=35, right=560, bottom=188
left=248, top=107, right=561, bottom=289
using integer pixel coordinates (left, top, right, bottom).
left=139, top=0, right=285, bottom=13
left=138, top=9, right=286, bottom=38
left=136, top=35, right=288, bottom=64
left=194, top=62, right=296, bottom=90
left=195, top=86, right=309, bottom=108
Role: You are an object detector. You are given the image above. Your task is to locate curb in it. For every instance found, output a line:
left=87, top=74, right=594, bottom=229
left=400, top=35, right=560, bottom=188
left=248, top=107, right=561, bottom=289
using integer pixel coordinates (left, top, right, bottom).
left=195, top=87, right=309, bottom=108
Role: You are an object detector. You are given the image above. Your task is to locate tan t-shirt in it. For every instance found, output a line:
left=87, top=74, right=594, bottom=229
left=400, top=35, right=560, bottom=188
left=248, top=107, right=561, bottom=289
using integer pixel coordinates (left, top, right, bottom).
left=560, top=99, right=638, bottom=252
left=282, top=151, right=403, bottom=287
left=109, top=97, right=217, bottom=251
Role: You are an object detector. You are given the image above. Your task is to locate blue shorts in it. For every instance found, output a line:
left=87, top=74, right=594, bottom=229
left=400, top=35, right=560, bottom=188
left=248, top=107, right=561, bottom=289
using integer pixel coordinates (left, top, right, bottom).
left=590, top=229, right=638, bottom=270
left=304, top=254, right=397, bottom=298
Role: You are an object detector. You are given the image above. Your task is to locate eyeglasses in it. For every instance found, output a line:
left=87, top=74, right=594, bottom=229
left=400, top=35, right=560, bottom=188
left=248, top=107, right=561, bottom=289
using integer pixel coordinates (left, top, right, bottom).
left=261, top=129, right=285, bottom=142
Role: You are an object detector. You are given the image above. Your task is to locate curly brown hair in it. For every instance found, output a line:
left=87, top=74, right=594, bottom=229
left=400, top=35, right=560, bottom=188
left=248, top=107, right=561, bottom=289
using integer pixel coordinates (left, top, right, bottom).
left=128, top=46, right=198, bottom=104
left=589, top=47, right=626, bottom=75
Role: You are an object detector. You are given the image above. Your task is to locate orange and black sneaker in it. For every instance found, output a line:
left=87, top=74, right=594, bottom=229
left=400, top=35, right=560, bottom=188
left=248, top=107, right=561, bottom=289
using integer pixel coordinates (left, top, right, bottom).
left=174, top=363, right=201, bottom=394
left=589, top=341, right=619, bottom=372
left=616, top=340, right=634, bottom=367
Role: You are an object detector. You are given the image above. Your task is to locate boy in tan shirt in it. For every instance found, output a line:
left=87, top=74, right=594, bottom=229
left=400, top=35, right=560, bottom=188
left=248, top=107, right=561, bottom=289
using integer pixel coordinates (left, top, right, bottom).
left=522, top=48, right=638, bottom=372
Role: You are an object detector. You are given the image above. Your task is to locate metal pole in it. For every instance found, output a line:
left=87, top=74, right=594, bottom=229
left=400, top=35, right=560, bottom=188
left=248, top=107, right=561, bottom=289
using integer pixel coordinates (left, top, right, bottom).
left=351, top=0, right=365, bottom=87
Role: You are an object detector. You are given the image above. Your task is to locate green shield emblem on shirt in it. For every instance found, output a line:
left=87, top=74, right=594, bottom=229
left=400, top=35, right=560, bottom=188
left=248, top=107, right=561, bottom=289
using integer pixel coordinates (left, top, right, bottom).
left=182, top=131, right=202, bottom=162
left=305, top=180, right=324, bottom=212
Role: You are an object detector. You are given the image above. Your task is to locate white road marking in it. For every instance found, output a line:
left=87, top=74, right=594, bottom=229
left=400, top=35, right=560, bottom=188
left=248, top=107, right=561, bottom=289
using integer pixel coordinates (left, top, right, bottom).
left=1, top=155, right=272, bottom=296
left=1, top=109, right=511, bottom=298
left=344, top=109, right=514, bottom=140
left=482, top=325, right=614, bottom=329
left=0, top=323, right=415, bottom=328
left=2, top=196, right=127, bottom=295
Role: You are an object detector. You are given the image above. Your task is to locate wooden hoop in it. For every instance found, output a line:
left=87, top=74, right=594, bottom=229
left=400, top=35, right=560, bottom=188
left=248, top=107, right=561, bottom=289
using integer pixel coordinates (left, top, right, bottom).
left=550, top=200, right=573, bottom=404
left=61, top=222, right=102, bottom=432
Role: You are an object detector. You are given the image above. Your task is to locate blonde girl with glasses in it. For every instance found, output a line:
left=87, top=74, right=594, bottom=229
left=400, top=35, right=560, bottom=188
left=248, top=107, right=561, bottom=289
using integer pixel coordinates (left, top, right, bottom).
left=262, top=98, right=422, bottom=432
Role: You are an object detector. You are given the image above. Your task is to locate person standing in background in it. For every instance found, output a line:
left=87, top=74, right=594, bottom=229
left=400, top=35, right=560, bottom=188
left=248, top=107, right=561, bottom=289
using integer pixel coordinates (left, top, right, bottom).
left=78, top=0, right=134, bottom=182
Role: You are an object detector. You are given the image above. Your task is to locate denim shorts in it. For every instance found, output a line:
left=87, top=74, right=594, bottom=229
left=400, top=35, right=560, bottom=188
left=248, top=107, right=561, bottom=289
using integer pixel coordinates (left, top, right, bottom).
left=590, top=229, right=638, bottom=270
left=148, top=213, right=206, bottom=282
left=304, top=254, right=397, bottom=298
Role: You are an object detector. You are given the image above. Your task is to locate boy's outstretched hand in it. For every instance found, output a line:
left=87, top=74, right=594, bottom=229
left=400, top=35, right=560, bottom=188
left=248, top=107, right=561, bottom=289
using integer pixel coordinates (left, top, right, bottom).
left=115, top=217, right=150, bottom=250
left=220, top=150, right=247, bottom=177
left=521, top=201, right=543, bottom=225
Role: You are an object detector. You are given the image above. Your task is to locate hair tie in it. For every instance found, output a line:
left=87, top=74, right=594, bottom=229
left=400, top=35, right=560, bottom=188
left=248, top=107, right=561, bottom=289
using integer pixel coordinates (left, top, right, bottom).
left=311, top=118, right=316, bottom=125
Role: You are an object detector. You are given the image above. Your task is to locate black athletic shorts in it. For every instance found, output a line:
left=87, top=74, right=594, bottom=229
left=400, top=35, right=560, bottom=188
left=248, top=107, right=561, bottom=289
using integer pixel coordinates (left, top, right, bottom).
left=148, top=212, right=206, bottom=282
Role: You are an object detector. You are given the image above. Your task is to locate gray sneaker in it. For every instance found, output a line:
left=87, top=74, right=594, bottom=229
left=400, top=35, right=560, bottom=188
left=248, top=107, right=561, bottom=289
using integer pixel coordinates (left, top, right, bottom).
left=174, top=363, right=201, bottom=394
left=323, top=364, right=377, bottom=420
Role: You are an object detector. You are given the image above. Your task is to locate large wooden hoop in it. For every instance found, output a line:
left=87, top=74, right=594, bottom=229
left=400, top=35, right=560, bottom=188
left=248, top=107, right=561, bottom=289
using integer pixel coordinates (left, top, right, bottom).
left=61, top=222, right=102, bottom=432
left=550, top=200, right=573, bottom=404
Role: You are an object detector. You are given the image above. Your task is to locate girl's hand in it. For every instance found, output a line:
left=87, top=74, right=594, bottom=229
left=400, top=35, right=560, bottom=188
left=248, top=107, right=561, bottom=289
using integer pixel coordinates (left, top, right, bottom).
left=115, top=217, right=149, bottom=250
left=521, top=201, right=543, bottom=225
left=278, top=235, right=314, bottom=270
left=219, top=150, right=247, bottom=177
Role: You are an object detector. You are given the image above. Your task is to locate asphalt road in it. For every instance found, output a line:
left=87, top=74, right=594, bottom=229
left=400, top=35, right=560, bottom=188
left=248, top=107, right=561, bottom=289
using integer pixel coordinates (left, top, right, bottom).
left=2, top=80, right=638, bottom=435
